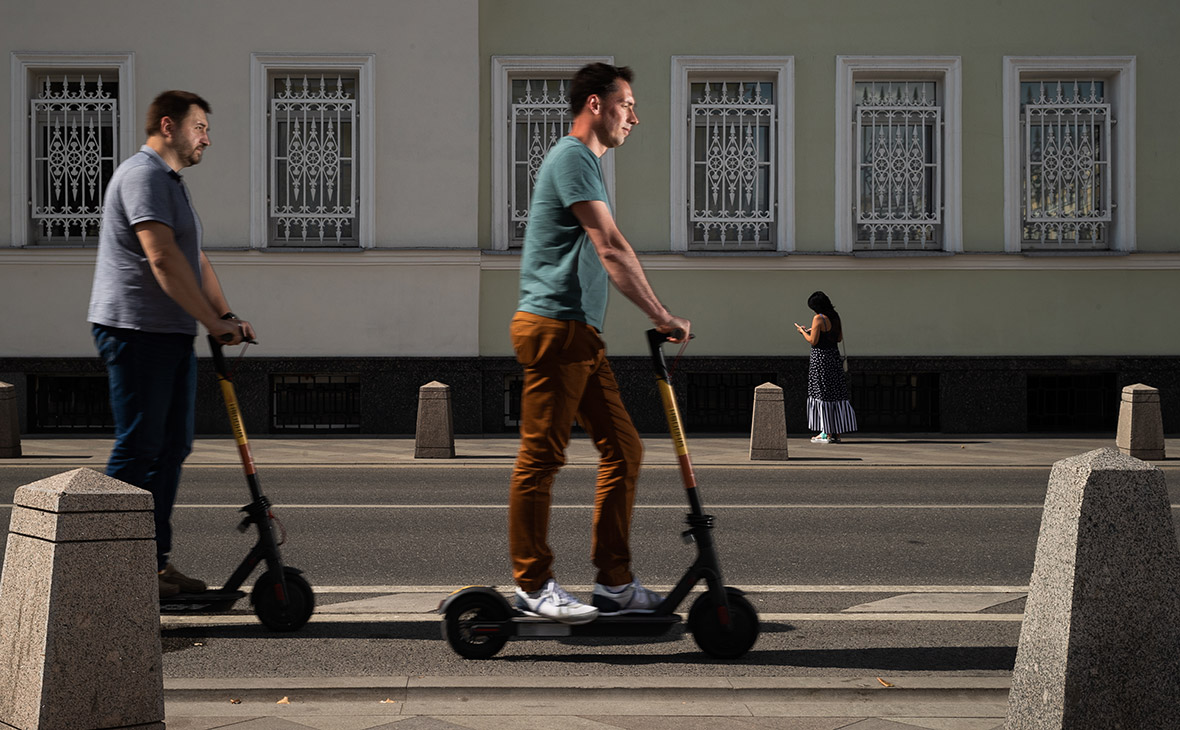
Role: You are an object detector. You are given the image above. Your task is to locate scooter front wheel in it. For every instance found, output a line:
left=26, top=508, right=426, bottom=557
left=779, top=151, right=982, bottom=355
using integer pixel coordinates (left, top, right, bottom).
left=252, top=567, right=315, bottom=632
left=443, top=590, right=511, bottom=659
left=688, top=588, right=759, bottom=659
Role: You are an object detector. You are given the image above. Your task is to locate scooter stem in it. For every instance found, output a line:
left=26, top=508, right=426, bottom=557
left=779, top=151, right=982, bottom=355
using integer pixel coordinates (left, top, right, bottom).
left=208, top=336, right=258, bottom=481
left=646, top=329, right=703, bottom=515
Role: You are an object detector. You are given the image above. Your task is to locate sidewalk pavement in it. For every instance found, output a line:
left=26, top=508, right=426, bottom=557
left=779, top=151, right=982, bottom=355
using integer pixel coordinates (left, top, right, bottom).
left=163, top=676, right=1015, bottom=730
left=9, top=432, right=1179, bottom=469
left=6, top=434, right=1175, bottom=729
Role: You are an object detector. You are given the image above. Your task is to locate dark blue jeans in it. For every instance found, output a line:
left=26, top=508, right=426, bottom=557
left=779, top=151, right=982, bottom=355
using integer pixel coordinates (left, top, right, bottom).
left=93, top=324, right=197, bottom=571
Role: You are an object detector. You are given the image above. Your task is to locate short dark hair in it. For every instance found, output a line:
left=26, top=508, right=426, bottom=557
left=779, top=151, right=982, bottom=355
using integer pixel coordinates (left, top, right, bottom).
left=145, top=90, right=211, bottom=137
left=569, top=63, right=634, bottom=115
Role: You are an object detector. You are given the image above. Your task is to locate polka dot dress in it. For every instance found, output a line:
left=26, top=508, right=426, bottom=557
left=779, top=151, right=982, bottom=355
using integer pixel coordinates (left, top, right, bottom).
left=807, top=346, right=857, bottom=436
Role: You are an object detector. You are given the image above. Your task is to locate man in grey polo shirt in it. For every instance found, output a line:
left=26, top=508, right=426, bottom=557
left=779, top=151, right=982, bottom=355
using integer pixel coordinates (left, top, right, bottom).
left=88, top=90, right=255, bottom=598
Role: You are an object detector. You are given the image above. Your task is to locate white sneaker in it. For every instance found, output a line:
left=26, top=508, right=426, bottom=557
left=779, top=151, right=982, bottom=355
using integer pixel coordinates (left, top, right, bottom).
left=592, top=578, right=662, bottom=615
left=810, top=433, right=831, bottom=444
left=514, top=578, right=599, bottom=625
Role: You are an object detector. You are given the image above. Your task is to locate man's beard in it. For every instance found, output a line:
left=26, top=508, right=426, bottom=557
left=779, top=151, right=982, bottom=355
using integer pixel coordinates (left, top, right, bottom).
left=179, top=142, right=204, bottom=167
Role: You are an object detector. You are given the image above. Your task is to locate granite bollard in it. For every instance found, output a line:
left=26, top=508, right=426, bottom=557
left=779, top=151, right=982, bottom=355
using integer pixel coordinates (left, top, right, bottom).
left=1115, top=383, right=1165, bottom=460
left=0, top=468, right=164, bottom=730
left=1006, top=448, right=1180, bottom=729
left=415, top=381, right=455, bottom=458
left=0, top=381, right=19, bottom=458
left=749, top=382, right=788, bottom=460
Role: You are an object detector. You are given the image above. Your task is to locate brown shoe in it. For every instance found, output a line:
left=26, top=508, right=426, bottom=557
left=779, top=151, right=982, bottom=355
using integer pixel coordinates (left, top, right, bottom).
left=159, top=575, right=181, bottom=598
left=159, top=563, right=207, bottom=594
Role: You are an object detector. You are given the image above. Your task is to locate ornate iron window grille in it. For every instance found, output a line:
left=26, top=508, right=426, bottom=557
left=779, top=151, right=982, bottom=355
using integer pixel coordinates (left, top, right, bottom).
left=270, top=75, right=357, bottom=245
left=689, top=81, right=776, bottom=250
left=510, top=79, right=572, bottom=247
left=854, top=82, right=942, bottom=250
left=1020, top=81, right=1111, bottom=249
left=30, top=74, right=118, bottom=243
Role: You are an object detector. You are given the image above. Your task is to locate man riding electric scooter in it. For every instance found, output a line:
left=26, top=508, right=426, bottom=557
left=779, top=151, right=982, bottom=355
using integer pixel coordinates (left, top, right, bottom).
left=507, top=62, right=691, bottom=623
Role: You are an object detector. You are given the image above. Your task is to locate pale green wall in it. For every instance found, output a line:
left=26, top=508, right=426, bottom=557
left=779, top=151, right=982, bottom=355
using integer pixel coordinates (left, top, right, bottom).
left=477, top=0, right=1180, bottom=359
left=480, top=265, right=1180, bottom=357
left=479, top=0, right=1180, bottom=252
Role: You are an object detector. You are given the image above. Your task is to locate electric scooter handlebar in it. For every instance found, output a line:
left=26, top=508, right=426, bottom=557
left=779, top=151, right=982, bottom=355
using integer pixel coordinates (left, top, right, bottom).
left=646, top=328, right=687, bottom=380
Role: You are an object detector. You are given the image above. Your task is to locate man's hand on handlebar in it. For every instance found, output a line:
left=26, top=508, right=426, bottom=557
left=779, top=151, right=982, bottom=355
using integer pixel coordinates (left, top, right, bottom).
left=208, top=318, right=257, bottom=346
left=655, top=314, right=691, bottom=343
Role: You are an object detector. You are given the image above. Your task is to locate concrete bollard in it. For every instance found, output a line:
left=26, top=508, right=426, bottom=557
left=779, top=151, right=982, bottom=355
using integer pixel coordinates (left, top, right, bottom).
left=0, top=468, right=163, bottom=729
left=1116, top=383, right=1165, bottom=460
left=0, top=381, right=19, bottom=458
left=749, top=382, right=788, bottom=460
left=415, top=381, right=455, bottom=458
left=1006, top=448, right=1180, bottom=729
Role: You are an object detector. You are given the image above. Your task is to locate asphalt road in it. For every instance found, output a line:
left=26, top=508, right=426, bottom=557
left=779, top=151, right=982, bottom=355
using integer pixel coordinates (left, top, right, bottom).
left=4, top=464, right=1179, bottom=585
left=2, top=465, right=1177, bottom=678
left=0, top=464, right=1080, bottom=586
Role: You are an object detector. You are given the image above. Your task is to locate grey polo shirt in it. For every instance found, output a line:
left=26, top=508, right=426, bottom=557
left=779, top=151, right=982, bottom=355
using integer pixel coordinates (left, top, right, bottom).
left=88, top=145, right=203, bottom=335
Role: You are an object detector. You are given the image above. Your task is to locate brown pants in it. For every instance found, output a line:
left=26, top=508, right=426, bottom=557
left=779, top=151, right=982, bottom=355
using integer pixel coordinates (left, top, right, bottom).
left=508, top=311, right=644, bottom=592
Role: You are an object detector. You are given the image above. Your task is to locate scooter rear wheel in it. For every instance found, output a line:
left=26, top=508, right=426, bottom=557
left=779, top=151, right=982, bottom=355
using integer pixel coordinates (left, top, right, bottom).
left=687, top=588, right=759, bottom=659
left=443, top=591, right=511, bottom=659
left=252, top=567, right=315, bottom=632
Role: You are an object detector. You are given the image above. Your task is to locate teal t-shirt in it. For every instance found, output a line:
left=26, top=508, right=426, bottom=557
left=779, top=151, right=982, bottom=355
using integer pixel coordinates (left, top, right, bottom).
left=517, top=136, right=610, bottom=331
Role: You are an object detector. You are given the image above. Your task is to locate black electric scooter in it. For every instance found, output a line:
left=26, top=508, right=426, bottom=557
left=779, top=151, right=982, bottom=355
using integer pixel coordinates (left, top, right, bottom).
left=158, top=335, right=315, bottom=632
left=439, top=329, right=759, bottom=659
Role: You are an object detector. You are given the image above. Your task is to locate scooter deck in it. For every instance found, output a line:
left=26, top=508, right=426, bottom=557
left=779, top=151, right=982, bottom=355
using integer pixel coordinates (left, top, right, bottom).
left=509, top=612, right=682, bottom=638
left=160, top=589, right=247, bottom=614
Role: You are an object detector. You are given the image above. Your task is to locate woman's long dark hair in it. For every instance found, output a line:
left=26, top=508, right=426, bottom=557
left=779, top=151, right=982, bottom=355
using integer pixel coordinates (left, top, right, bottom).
left=807, top=291, right=841, bottom=339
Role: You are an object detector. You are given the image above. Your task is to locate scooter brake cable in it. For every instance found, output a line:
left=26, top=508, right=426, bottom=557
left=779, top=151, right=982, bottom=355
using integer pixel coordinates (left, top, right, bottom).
left=269, top=510, right=288, bottom=546
left=230, top=342, right=250, bottom=377
left=667, top=337, right=691, bottom=378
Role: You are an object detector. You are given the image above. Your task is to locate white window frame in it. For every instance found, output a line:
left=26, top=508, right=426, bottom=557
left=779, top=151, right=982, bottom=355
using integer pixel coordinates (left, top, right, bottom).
left=250, top=53, right=375, bottom=249
left=835, top=56, right=961, bottom=253
left=491, top=55, right=615, bottom=251
left=671, top=56, right=793, bottom=253
left=10, top=52, right=135, bottom=247
left=1003, top=56, right=1135, bottom=253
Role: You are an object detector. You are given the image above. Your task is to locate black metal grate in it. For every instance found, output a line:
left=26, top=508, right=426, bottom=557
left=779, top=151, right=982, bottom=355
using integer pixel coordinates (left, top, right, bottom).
left=849, top=372, right=940, bottom=431
left=27, top=375, right=114, bottom=433
left=1027, top=372, right=1117, bottom=432
left=271, top=374, right=361, bottom=432
left=685, top=372, right=777, bottom=433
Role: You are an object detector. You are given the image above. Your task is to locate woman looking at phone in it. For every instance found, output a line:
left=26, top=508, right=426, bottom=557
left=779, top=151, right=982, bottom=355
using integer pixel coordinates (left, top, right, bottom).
left=794, top=291, right=857, bottom=444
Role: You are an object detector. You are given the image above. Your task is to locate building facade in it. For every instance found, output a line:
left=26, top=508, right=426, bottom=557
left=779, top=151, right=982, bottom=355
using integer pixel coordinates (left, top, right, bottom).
left=2, top=0, right=1177, bottom=436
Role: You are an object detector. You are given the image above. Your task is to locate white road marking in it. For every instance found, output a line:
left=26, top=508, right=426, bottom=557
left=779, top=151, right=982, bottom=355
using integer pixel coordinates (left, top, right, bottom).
left=158, top=584, right=1028, bottom=627
left=166, top=503, right=1055, bottom=509
left=844, top=592, right=1027, bottom=613
left=303, top=585, right=1031, bottom=593
left=159, top=611, right=1025, bottom=627
left=5, top=503, right=1179, bottom=510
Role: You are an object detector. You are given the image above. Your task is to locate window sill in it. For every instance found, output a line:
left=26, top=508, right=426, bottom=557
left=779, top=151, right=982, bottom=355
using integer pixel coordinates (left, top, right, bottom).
left=682, top=249, right=785, bottom=257
left=852, top=249, right=954, bottom=258
left=1021, top=249, right=1126, bottom=257
left=16, top=243, right=99, bottom=249
left=258, top=246, right=364, bottom=253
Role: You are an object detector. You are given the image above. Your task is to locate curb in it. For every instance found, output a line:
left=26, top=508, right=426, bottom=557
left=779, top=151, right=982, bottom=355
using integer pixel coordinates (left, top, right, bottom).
left=163, top=675, right=1013, bottom=704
